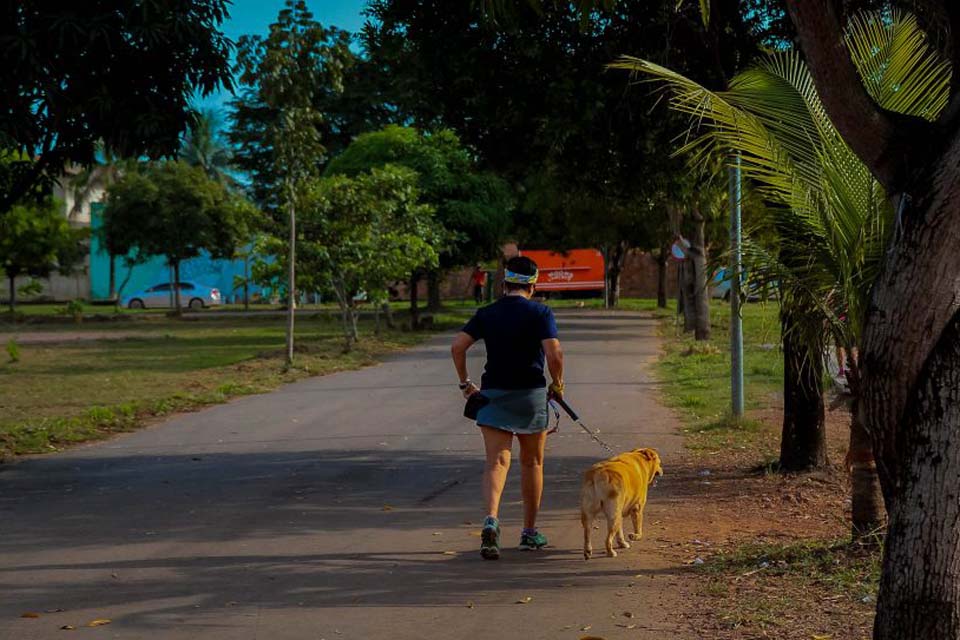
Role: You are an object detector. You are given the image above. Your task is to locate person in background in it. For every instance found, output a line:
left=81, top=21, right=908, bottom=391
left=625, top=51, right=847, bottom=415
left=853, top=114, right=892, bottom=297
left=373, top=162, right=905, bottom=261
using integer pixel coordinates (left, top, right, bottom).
left=471, top=265, right=487, bottom=305
left=450, top=256, right=565, bottom=560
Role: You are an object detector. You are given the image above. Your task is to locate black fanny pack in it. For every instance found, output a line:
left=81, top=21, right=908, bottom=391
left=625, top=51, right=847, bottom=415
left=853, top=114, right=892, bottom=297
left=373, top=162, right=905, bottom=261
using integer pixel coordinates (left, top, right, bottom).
left=463, top=393, right=490, bottom=420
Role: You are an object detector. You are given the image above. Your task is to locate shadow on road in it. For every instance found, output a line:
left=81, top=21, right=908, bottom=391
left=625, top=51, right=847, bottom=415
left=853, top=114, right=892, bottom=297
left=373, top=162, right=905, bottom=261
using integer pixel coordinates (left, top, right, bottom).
left=0, top=446, right=692, bottom=629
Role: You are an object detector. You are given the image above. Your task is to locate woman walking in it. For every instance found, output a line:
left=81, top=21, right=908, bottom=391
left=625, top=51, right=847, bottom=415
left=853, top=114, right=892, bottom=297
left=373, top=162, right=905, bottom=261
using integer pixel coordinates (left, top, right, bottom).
left=450, top=256, right=565, bottom=560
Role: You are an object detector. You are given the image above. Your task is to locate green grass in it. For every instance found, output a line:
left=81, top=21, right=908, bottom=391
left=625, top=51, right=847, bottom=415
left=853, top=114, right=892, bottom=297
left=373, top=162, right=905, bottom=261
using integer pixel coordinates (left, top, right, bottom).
left=0, top=309, right=471, bottom=458
left=655, top=299, right=783, bottom=452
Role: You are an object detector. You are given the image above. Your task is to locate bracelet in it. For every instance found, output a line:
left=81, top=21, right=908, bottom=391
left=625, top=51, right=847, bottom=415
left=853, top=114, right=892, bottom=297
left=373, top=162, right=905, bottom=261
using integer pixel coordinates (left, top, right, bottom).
left=458, top=380, right=473, bottom=390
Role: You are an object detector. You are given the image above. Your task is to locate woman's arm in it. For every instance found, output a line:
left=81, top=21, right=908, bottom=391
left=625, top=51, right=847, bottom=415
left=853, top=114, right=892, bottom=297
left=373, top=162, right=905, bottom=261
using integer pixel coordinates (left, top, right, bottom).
left=542, top=338, right=564, bottom=398
left=451, top=331, right=479, bottom=397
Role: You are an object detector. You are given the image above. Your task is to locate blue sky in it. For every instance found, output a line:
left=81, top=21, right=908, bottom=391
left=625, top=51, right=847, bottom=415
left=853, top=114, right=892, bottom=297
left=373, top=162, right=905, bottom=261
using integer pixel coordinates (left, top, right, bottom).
left=197, top=0, right=370, bottom=111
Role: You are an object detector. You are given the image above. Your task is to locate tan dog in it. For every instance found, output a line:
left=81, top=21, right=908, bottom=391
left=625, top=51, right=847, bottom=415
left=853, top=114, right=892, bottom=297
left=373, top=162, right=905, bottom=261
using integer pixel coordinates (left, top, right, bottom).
left=580, top=448, right=663, bottom=559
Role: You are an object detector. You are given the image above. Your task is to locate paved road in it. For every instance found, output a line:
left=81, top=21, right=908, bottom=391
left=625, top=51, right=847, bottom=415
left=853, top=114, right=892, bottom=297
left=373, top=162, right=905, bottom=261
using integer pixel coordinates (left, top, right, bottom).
left=0, top=311, right=687, bottom=640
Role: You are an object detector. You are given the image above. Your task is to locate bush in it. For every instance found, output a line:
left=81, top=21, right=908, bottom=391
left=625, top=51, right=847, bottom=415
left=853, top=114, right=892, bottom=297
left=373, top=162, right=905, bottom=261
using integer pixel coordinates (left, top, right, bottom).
left=59, top=299, right=85, bottom=323
left=6, top=338, right=19, bottom=363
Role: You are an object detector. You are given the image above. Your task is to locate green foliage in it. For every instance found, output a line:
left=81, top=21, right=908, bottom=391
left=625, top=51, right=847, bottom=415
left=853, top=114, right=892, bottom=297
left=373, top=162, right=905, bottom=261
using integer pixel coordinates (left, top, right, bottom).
left=103, top=161, right=260, bottom=305
left=325, top=125, right=512, bottom=268
left=1, top=2, right=233, bottom=208
left=0, top=196, right=87, bottom=310
left=5, top=338, right=19, bottom=363
left=363, top=0, right=775, bottom=265
left=59, top=299, right=85, bottom=323
left=615, top=10, right=950, bottom=352
left=17, top=279, right=43, bottom=298
left=231, top=0, right=353, bottom=214
left=181, top=108, right=237, bottom=187
left=271, top=165, right=442, bottom=343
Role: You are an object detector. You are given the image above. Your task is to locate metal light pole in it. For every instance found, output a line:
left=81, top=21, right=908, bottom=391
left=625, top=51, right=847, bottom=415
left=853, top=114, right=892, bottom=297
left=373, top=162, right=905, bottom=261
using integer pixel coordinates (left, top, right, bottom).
left=729, top=154, right=745, bottom=419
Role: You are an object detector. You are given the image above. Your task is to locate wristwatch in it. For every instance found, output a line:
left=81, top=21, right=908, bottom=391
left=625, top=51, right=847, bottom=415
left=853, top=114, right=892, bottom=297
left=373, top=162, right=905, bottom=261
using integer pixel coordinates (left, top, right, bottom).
left=459, top=379, right=473, bottom=390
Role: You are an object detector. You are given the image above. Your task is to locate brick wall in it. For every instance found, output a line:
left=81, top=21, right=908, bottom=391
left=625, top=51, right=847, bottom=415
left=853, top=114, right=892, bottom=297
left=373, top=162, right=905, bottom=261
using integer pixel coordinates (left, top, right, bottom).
left=619, top=250, right=679, bottom=298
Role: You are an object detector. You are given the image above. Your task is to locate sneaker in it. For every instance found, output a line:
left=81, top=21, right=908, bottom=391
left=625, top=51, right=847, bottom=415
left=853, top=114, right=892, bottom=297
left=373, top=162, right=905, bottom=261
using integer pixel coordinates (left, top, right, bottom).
left=518, top=530, right=548, bottom=550
left=480, top=516, right=501, bottom=560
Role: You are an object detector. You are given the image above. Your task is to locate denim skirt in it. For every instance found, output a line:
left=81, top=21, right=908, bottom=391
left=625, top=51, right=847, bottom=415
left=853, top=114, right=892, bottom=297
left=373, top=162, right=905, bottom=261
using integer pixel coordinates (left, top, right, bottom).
left=476, top=387, right=549, bottom=434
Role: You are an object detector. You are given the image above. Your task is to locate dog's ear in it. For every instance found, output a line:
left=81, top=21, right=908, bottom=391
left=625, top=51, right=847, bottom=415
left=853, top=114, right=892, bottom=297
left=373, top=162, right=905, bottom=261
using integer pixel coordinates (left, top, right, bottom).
left=639, top=448, right=659, bottom=461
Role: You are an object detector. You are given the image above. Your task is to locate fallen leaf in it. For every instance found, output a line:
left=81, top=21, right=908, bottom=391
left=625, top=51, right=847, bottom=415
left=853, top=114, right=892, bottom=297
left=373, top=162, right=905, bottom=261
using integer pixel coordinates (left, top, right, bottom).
left=44, top=608, right=65, bottom=613
left=21, top=612, right=40, bottom=619
left=468, top=531, right=481, bottom=537
left=515, top=597, right=533, bottom=604
left=616, top=623, right=637, bottom=629
left=580, top=625, right=592, bottom=631
left=60, top=625, right=75, bottom=630
left=382, top=505, right=394, bottom=512
left=623, top=611, right=634, bottom=618
left=441, top=551, right=457, bottom=556
left=580, top=636, right=605, bottom=640
left=466, top=602, right=475, bottom=609
left=812, top=636, right=833, bottom=640
left=432, top=532, right=442, bottom=536
left=87, top=619, right=112, bottom=627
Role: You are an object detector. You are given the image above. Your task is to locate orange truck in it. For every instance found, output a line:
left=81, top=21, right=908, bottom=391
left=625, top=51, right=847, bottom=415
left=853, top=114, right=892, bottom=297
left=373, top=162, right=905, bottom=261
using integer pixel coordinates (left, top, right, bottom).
left=518, top=248, right=605, bottom=293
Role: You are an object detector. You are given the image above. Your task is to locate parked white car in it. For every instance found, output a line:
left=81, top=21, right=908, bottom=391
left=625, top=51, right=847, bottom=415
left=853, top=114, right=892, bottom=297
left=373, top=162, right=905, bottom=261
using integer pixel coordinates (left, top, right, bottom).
left=121, top=282, right=222, bottom=310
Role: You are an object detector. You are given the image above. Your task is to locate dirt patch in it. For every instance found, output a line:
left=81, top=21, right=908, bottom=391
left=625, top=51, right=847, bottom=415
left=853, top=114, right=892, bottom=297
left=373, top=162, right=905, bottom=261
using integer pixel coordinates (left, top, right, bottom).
left=649, top=402, right=875, bottom=639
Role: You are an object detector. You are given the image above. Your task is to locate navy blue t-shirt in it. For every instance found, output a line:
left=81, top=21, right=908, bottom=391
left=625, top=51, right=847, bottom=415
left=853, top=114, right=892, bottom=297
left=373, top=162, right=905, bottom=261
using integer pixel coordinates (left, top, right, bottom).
left=462, top=296, right=559, bottom=390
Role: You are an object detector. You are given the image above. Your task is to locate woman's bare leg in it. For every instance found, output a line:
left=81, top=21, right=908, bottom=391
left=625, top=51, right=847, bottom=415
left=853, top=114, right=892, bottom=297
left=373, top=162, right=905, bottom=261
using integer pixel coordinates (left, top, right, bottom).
left=517, top=431, right=547, bottom=529
left=480, top=426, right=513, bottom=518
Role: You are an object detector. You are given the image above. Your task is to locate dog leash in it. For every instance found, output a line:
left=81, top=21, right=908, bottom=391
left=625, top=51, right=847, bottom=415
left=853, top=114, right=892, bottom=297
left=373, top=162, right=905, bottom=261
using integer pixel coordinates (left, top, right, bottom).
left=550, top=397, right=618, bottom=456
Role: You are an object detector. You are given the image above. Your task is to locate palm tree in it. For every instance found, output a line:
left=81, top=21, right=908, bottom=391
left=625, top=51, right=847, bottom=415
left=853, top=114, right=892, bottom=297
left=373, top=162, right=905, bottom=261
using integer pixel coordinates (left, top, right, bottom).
left=180, top=108, right=237, bottom=187
left=611, top=10, right=950, bottom=537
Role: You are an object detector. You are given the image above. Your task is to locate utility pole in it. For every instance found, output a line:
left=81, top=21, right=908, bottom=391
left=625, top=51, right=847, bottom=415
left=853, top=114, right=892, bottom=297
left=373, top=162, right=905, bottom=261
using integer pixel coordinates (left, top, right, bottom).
left=729, top=154, right=745, bottom=418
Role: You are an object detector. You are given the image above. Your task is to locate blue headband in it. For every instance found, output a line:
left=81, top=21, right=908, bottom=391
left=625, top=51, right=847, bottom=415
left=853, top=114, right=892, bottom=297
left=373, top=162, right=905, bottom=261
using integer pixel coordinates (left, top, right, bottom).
left=504, top=269, right=538, bottom=284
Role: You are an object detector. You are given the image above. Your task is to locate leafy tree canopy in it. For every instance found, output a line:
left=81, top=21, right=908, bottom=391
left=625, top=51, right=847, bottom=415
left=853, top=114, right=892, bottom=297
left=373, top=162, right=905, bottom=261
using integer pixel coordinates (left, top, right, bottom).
left=103, top=161, right=260, bottom=311
left=1, top=197, right=86, bottom=311
left=229, top=0, right=366, bottom=214
left=253, top=165, right=442, bottom=342
left=325, top=125, right=513, bottom=269
left=1, top=1, right=233, bottom=209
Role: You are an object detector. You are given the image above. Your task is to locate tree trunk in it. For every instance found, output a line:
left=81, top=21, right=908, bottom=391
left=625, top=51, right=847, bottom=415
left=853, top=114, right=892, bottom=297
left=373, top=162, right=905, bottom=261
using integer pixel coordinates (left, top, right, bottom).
left=409, top=272, right=421, bottom=329
left=689, top=208, right=711, bottom=340
left=656, top=243, right=669, bottom=309
left=331, top=280, right=353, bottom=351
left=285, top=190, right=296, bottom=366
left=874, top=313, right=960, bottom=637
left=7, top=274, right=15, bottom=313
left=778, top=308, right=828, bottom=471
left=427, top=270, right=442, bottom=312
left=381, top=301, right=395, bottom=329
left=350, top=305, right=360, bottom=343
left=108, top=255, right=117, bottom=301
left=601, top=245, right=610, bottom=309
left=606, top=242, right=628, bottom=308
left=849, top=396, right=885, bottom=539
left=787, top=3, right=960, bottom=634
left=172, top=260, right=182, bottom=317
left=243, top=254, right=250, bottom=312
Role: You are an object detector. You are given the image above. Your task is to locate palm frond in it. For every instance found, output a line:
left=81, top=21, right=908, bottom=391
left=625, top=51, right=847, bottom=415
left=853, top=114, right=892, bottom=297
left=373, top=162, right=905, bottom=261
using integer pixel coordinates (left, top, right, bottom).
left=614, top=9, right=950, bottom=346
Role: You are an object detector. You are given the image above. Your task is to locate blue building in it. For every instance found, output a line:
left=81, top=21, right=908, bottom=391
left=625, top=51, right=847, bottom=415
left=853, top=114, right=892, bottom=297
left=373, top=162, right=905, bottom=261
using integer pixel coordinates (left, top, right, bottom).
left=88, top=203, right=265, bottom=304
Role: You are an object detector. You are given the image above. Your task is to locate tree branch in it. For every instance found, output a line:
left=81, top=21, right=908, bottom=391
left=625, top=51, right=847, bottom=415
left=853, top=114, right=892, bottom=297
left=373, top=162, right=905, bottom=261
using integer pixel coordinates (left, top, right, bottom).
left=786, top=0, right=911, bottom=192
left=943, top=0, right=960, bottom=104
